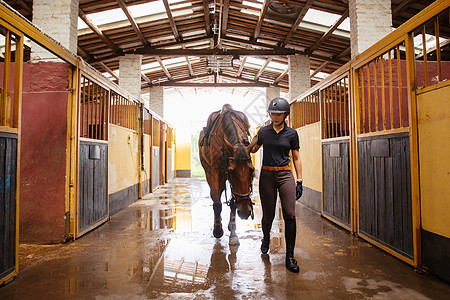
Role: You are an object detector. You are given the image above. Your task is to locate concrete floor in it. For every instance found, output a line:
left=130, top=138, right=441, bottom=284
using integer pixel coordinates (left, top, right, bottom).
left=1, top=178, right=450, bottom=299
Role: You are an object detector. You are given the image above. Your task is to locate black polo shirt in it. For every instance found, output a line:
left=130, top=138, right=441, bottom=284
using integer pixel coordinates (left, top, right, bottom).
left=257, top=122, right=299, bottom=167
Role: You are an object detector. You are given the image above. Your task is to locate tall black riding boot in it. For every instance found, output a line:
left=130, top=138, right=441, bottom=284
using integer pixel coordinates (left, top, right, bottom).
left=285, top=218, right=299, bottom=273
left=261, top=221, right=272, bottom=254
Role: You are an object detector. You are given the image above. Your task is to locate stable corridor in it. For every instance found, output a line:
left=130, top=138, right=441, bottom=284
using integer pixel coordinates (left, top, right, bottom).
left=1, top=178, right=449, bottom=299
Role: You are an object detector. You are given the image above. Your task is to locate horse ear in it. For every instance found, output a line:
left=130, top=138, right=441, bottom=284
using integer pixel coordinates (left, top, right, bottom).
left=224, top=136, right=234, bottom=155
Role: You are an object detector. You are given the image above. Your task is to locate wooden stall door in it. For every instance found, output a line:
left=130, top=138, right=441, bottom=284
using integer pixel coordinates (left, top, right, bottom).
left=78, top=141, right=108, bottom=236
left=358, top=133, right=413, bottom=258
left=322, top=139, right=351, bottom=227
left=0, top=134, right=17, bottom=283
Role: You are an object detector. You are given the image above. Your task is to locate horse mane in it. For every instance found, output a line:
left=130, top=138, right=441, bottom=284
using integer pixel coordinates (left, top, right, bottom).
left=221, top=106, right=250, bottom=162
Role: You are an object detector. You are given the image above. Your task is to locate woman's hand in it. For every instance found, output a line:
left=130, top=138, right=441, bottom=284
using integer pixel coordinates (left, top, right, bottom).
left=296, top=181, right=303, bottom=200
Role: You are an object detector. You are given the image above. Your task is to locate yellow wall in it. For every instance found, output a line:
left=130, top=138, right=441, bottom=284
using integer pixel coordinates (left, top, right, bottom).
left=297, top=122, right=322, bottom=192
left=142, top=134, right=151, bottom=193
left=417, top=83, right=450, bottom=238
left=175, top=126, right=191, bottom=171
left=108, top=124, right=140, bottom=194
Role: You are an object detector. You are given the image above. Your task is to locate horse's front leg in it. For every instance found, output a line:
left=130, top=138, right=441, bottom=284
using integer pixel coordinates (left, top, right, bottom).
left=228, top=200, right=240, bottom=246
left=211, top=170, right=225, bottom=238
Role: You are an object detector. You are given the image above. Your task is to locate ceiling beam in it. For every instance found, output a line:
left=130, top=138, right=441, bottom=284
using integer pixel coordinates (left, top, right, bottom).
left=255, top=57, right=272, bottom=80
left=253, top=0, right=270, bottom=40
left=116, top=0, right=149, bottom=46
left=237, top=56, right=248, bottom=77
left=79, top=8, right=123, bottom=55
left=155, top=56, right=173, bottom=80
left=98, top=62, right=119, bottom=80
left=310, top=61, right=329, bottom=77
left=306, top=9, right=349, bottom=54
left=133, top=48, right=297, bottom=56
left=281, top=0, right=315, bottom=47
left=162, top=0, right=181, bottom=41
left=202, top=0, right=212, bottom=35
left=393, top=0, right=415, bottom=17
left=12, top=0, right=31, bottom=15
left=221, top=0, right=230, bottom=35
left=157, top=82, right=270, bottom=87
left=273, top=68, right=288, bottom=85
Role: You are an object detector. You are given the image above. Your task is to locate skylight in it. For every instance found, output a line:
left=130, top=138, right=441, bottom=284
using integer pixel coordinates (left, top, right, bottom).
left=304, top=9, right=340, bottom=27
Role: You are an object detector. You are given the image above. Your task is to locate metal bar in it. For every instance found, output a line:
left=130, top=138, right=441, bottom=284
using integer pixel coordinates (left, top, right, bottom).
left=389, top=50, right=394, bottom=129
left=360, top=68, right=365, bottom=133
left=396, top=45, right=403, bottom=127
left=374, top=58, right=379, bottom=131
left=434, top=18, right=442, bottom=82
left=87, top=79, right=92, bottom=138
left=334, top=82, right=338, bottom=138
left=2, top=30, right=11, bottom=126
left=367, top=64, right=372, bottom=133
left=343, top=77, right=348, bottom=135
left=421, top=26, right=429, bottom=87
left=339, top=80, right=343, bottom=137
left=13, top=33, right=24, bottom=129
left=381, top=55, right=386, bottom=131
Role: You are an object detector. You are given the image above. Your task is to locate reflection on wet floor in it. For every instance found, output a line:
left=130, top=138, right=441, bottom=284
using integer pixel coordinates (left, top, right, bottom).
left=1, top=178, right=450, bottom=299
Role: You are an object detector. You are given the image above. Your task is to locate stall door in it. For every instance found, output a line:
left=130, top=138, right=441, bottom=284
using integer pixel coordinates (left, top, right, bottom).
left=358, top=133, right=413, bottom=258
left=78, top=141, right=108, bottom=236
left=0, top=134, right=17, bottom=283
left=322, top=139, right=351, bottom=227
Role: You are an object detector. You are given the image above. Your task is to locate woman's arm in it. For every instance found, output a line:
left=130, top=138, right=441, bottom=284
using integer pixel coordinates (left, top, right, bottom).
left=248, top=135, right=261, bottom=153
left=291, top=149, right=302, bottom=181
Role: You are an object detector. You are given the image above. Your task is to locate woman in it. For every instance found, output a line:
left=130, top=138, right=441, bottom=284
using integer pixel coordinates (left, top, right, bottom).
left=249, top=97, right=303, bottom=273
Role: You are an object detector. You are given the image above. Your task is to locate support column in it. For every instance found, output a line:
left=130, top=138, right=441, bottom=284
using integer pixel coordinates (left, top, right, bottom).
left=288, top=55, right=310, bottom=102
left=149, top=86, right=164, bottom=117
left=119, top=54, right=142, bottom=99
left=349, top=0, right=392, bottom=59
left=31, top=0, right=79, bottom=61
left=266, top=87, right=280, bottom=107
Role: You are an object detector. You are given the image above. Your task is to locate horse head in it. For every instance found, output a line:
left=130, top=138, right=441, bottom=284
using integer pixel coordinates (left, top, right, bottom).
left=224, top=136, right=255, bottom=220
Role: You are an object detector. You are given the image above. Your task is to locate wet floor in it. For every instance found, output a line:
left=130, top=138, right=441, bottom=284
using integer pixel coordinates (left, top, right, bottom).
left=1, top=178, right=450, bottom=299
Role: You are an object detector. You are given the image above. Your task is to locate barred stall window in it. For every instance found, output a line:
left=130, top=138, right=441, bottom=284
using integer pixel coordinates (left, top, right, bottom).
left=322, top=77, right=350, bottom=139
left=0, top=25, right=24, bottom=129
left=109, top=91, right=138, bottom=132
left=356, top=44, right=409, bottom=134
left=152, top=118, right=160, bottom=147
left=292, top=91, right=320, bottom=129
left=413, top=7, right=450, bottom=89
left=79, top=76, right=109, bottom=140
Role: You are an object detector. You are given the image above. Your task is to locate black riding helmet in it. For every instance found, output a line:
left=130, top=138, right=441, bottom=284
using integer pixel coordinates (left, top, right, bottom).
left=267, top=97, right=290, bottom=114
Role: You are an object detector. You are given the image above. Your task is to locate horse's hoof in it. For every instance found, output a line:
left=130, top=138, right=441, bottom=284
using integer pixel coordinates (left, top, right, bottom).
left=213, top=226, right=224, bottom=238
left=229, top=236, right=240, bottom=246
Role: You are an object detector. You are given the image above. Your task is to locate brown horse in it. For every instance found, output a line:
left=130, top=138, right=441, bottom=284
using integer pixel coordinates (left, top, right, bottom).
left=199, top=104, right=254, bottom=245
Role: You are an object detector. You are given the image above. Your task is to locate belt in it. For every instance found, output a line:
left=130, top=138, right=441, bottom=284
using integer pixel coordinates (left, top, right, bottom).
left=262, top=165, right=291, bottom=171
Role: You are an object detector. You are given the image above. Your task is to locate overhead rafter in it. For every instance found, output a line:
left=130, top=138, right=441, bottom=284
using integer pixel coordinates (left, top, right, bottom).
left=98, top=62, right=119, bottom=81
left=273, top=68, right=288, bottom=85
left=393, top=0, right=415, bottom=17
left=79, top=8, right=123, bottom=55
left=116, top=0, right=148, bottom=46
left=162, top=0, right=181, bottom=41
left=281, top=0, right=315, bottom=47
left=202, top=0, right=212, bottom=35
left=156, top=56, right=173, bottom=80
left=133, top=48, right=297, bottom=56
left=255, top=57, right=272, bottom=80
left=12, top=0, right=30, bottom=14
left=306, top=9, right=349, bottom=55
left=158, top=81, right=270, bottom=87
left=221, top=0, right=230, bottom=35
left=237, top=56, right=248, bottom=77
left=253, top=0, right=270, bottom=40
left=87, top=36, right=213, bottom=64
left=310, top=61, right=329, bottom=77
